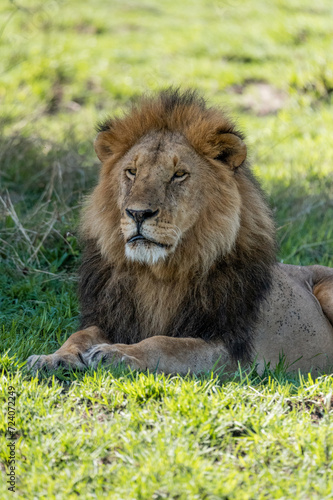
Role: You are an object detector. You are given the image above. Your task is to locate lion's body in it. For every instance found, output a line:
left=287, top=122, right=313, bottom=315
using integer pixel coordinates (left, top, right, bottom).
left=255, top=264, right=333, bottom=373
left=27, top=89, right=333, bottom=375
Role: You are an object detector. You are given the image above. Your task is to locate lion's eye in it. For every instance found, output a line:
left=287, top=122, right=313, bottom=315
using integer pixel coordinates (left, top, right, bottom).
left=126, top=169, right=137, bottom=179
left=172, top=171, right=188, bottom=180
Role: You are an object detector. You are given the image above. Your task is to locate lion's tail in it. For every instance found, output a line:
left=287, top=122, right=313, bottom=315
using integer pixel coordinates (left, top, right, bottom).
left=311, top=265, right=333, bottom=326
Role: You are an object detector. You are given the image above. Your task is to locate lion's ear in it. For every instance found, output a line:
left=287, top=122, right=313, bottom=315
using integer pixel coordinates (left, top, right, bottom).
left=213, top=133, right=247, bottom=169
left=94, top=131, right=113, bottom=162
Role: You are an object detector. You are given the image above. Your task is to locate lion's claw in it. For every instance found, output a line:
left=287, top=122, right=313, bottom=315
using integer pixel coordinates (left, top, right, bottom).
left=82, top=344, right=144, bottom=370
left=26, top=353, right=86, bottom=373
left=26, top=344, right=144, bottom=373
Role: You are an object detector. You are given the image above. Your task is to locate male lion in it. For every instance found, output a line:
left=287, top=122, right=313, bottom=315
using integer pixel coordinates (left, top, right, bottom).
left=27, top=89, right=333, bottom=375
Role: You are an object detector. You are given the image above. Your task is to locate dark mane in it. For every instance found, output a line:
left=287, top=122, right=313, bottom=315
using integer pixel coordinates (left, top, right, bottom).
left=79, top=238, right=274, bottom=361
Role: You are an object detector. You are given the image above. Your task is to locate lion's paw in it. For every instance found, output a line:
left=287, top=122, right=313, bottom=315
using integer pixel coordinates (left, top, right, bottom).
left=26, top=353, right=86, bottom=373
left=82, top=344, right=144, bottom=371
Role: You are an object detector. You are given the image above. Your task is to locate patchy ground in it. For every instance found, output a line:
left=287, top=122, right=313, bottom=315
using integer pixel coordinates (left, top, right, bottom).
left=228, top=80, right=288, bottom=115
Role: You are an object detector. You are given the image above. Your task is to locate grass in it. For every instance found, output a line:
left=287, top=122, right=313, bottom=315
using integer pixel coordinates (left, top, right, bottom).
left=1, top=364, right=333, bottom=498
left=1, top=0, right=333, bottom=497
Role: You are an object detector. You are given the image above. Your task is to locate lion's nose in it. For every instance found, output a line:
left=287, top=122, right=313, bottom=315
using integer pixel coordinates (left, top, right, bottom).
left=125, top=208, right=159, bottom=225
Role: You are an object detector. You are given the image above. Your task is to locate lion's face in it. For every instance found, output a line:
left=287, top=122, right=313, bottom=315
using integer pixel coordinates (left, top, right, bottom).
left=117, top=132, right=206, bottom=264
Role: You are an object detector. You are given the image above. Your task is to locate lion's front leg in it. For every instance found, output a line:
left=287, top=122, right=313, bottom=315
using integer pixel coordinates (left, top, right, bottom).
left=82, top=336, right=231, bottom=375
left=26, top=326, right=108, bottom=372
left=83, top=343, right=147, bottom=371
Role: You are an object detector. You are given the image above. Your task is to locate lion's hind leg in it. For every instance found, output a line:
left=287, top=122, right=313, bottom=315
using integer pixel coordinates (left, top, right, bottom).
left=313, top=276, right=333, bottom=326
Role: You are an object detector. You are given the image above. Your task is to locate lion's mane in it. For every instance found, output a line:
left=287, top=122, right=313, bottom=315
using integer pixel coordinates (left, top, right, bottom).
left=79, top=89, right=276, bottom=361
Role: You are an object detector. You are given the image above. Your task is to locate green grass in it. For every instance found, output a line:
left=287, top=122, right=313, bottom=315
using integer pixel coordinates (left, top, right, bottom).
left=1, top=364, right=333, bottom=498
left=1, top=0, right=333, bottom=497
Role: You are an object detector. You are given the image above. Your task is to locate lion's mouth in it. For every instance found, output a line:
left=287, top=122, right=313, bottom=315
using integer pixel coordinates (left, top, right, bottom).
left=127, top=234, right=170, bottom=249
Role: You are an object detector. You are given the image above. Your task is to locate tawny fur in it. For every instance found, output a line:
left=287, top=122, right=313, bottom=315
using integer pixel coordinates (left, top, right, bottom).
left=26, top=89, right=333, bottom=375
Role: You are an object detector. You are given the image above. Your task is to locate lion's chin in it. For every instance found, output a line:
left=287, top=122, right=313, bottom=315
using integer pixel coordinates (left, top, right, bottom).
left=125, top=241, right=170, bottom=265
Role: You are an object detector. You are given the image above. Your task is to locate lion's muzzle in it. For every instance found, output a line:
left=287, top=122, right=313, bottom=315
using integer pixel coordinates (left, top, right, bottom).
left=125, top=208, right=159, bottom=226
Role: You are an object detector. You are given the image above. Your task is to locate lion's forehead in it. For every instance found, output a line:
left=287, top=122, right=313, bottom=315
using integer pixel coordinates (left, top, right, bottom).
left=123, top=131, right=195, bottom=170
left=135, top=152, right=175, bottom=174
left=136, top=130, right=189, bottom=148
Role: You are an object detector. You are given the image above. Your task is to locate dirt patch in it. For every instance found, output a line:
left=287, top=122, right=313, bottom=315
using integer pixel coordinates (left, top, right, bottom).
left=228, top=80, right=287, bottom=116
left=286, top=394, right=333, bottom=422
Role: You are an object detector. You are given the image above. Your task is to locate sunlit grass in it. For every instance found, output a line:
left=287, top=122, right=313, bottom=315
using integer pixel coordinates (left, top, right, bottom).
left=1, top=362, right=333, bottom=498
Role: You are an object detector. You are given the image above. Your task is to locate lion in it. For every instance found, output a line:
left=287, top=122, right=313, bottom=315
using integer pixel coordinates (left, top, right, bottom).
left=27, top=88, right=333, bottom=376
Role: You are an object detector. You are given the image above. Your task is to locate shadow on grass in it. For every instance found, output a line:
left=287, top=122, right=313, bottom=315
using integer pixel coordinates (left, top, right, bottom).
left=0, top=131, right=99, bottom=271
left=268, top=176, right=333, bottom=266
